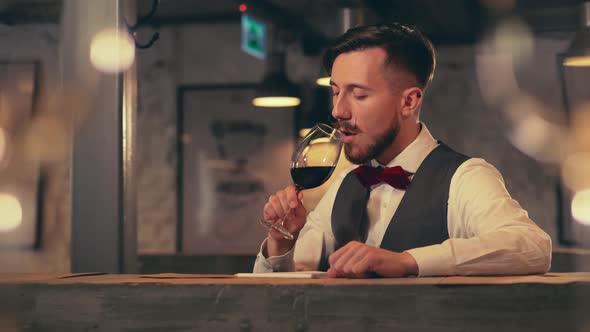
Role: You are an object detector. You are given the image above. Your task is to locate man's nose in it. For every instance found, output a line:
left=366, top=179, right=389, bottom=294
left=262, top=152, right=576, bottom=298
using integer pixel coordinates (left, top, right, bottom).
left=331, top=94, right=351, bottom=120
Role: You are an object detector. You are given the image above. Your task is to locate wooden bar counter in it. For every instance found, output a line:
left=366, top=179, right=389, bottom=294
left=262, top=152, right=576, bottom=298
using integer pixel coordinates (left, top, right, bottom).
left=1, top=272, right=589, bottom=331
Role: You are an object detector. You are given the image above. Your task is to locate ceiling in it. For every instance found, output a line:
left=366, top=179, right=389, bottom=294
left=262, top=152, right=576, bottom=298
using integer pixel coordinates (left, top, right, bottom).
left=0, top=0, right=583, bottom=47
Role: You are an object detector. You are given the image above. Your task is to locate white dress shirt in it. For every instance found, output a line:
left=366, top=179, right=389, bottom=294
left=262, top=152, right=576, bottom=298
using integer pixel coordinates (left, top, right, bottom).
left=253, top=124, right=552, bottom=276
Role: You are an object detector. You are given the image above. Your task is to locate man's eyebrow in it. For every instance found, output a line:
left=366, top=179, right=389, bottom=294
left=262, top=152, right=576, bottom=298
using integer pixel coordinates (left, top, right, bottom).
left=329, top=81, right=374, bottom=91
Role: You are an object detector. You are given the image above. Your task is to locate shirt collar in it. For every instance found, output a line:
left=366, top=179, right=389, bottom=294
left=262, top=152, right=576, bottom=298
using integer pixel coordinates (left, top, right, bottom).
left=370, top=123, right=438, bottom=173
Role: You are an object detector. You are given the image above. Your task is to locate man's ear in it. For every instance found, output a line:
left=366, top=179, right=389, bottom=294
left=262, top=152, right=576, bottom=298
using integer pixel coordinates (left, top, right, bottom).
left=400, top=87, right=423, bottom=118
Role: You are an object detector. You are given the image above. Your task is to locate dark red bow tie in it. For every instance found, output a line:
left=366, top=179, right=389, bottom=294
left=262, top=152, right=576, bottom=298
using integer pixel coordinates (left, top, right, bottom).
left=353, top=165, right=412, bottom=190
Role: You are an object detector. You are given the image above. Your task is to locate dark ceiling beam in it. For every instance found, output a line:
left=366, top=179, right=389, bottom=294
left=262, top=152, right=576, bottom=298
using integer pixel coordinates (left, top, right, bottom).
left=148, top=12, right=241, bottom=26
left=0, top=1, right=61, bottom=25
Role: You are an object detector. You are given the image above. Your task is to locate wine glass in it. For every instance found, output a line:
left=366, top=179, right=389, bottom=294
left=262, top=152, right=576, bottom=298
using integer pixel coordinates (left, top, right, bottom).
left=260, top=123, right=342, bottom=240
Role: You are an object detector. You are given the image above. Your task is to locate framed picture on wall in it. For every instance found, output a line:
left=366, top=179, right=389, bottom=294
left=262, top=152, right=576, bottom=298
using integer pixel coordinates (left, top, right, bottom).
left=177, top=84, right=295, bottom=255
left=0, top=61, right=43, bottom=250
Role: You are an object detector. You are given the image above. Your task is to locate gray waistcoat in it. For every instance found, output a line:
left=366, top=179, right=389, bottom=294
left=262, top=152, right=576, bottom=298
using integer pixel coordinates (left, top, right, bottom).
left=330, top=143, right=469, bottom=254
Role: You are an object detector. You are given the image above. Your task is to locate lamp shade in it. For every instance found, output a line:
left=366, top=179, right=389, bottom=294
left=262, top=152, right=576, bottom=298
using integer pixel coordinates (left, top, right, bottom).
left=564, top=28, right=590, bottom=67
left=564, top=1, right=590, bottom=67
left=252, top=53, right=301, bottom=107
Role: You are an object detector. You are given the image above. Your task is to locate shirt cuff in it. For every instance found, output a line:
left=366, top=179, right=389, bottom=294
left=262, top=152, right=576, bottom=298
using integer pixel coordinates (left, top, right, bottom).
left=252, top=238, right=295, bottom=273
left=405, top=243, right=455, bottom=277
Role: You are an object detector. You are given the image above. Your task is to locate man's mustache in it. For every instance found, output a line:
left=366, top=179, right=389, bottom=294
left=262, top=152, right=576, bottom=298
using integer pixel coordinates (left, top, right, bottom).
left=335, top=121, right=358, bottom=133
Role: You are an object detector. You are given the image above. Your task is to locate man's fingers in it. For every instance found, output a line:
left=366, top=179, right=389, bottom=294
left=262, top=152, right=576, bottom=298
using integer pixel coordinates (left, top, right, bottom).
left=328, top=244, right=349, bottom=268
left=332, top=245, right=360, bottom=274
left=263, top=202, right=278, bottom=221
left=285, top=186, right=300, bottom=209
left=351, top=254, right=373, bottom=278
left=341, top=249, right=368, bottom=276
left=268, top=195, right=287, bottom=218
left=275, top=190, right=291, bottom=215
left=327, top=243, right=378, bottom=278
left=329, top=242, right=362, bottom=273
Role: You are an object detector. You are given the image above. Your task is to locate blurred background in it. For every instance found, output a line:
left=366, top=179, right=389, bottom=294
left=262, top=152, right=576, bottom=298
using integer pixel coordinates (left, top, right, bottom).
left=0, top=0, right=589, bottom=274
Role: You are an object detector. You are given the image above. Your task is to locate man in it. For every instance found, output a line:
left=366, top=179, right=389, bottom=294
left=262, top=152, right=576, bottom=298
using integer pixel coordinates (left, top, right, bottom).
left=254, top=23, right=552, bottom=278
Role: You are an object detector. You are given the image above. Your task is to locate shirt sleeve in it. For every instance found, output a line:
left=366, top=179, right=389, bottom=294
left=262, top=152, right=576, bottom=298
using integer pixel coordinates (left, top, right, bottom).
left=252, top=238, right=295, bottom=273
left=406, top=158, right=552, bottom=277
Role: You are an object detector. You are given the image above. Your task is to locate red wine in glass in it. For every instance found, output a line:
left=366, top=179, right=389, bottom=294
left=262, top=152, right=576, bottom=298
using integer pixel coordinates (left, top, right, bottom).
left=261, top=123, right=342, bottom=240
left=290, top=166, right=336, bottom=190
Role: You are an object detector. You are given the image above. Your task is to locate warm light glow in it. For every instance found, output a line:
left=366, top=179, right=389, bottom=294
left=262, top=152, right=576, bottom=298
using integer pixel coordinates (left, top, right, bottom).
left=475, top=53, right=520, bottom=108
left=316, top=76, right=331, bottom=87
left=505, top=96, right=565, bottom=163
left=239, top=3, right=247, bottom=12
left=561, top=152, right=590, bottom=192
left=572, top=189, right=590, bottom=225
left=563, top=56, right=590, bottom=67
left=0, top=193, right=22, bottom=232
left=299, top=128, right=311, bottom=137
left=90, top=28, right=135, bottom=73
left=252, top=97, right=301, bottom=107
left=493, top=18, right=534, bottom=66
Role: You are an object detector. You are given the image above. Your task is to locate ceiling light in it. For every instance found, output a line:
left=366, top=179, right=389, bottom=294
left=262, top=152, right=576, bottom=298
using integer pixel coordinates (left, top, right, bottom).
left=252, top=52, right=300, bottom=108
left=564, top=2, right=590, bottom=67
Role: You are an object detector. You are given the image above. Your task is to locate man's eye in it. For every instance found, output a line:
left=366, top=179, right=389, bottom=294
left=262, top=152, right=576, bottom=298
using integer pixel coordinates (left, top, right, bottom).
left=353, top=94, right=367, bottom=100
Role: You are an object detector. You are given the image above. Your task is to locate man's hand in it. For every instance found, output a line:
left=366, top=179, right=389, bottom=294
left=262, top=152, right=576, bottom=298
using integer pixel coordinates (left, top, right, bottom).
left=327, top=241, right=419, bottom=278
left=263, top=185, right=307, bottom=257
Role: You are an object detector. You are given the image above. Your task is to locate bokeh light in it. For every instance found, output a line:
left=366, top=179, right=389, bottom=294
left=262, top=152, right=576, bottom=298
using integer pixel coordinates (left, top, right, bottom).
left=571, top=189, right=590, bottom=225
left=561, top=152, right=590, bottom=192
left=316, top=77, right=331, bottom=87
left=0, top=193, right=22, bottom=232
left=475, top=53, right=520, bottom=108
left=491, top=18, right=534, bottom=66
left=475, top=17, right=569, bottom=165
left=90, top=28, right=135, bottom=73
left=299, top=128, right=311, bottom=137
left=505, top=96, right=566, bottom=163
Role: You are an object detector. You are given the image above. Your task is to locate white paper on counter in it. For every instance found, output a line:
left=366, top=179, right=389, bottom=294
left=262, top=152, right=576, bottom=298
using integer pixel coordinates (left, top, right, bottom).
left=235, top=271, right=329, bottom=279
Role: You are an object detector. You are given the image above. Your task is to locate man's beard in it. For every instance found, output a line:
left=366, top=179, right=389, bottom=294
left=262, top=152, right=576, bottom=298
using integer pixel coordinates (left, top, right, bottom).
left=343, top=122, right=400, bottom=164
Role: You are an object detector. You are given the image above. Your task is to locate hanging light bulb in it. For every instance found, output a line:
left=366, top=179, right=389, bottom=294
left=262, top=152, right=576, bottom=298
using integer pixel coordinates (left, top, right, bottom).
left=564, top=1, right=590, bottom=67
left=252, top=52, right=301, bottom=108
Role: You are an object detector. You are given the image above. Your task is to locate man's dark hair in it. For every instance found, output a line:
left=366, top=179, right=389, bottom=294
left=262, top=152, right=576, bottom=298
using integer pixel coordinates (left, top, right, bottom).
left=322, top=23, right=436, bottom=89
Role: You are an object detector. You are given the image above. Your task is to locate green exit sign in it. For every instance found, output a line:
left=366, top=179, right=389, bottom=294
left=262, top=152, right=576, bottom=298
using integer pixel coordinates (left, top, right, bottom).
left=241, top=14, right=266, bottom=59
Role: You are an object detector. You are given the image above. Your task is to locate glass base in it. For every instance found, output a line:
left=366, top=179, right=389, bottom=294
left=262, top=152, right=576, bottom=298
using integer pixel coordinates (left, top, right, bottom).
left=260, top=218, right=295, bottom=240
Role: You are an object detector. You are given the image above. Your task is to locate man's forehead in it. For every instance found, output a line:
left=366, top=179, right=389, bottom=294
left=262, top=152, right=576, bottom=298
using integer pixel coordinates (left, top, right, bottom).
left=331, top=48, right=400, bottom=88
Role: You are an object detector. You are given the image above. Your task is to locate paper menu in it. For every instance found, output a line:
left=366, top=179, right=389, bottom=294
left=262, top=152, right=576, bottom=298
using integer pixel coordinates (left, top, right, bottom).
left=235, top=271, right=328, bottom=279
